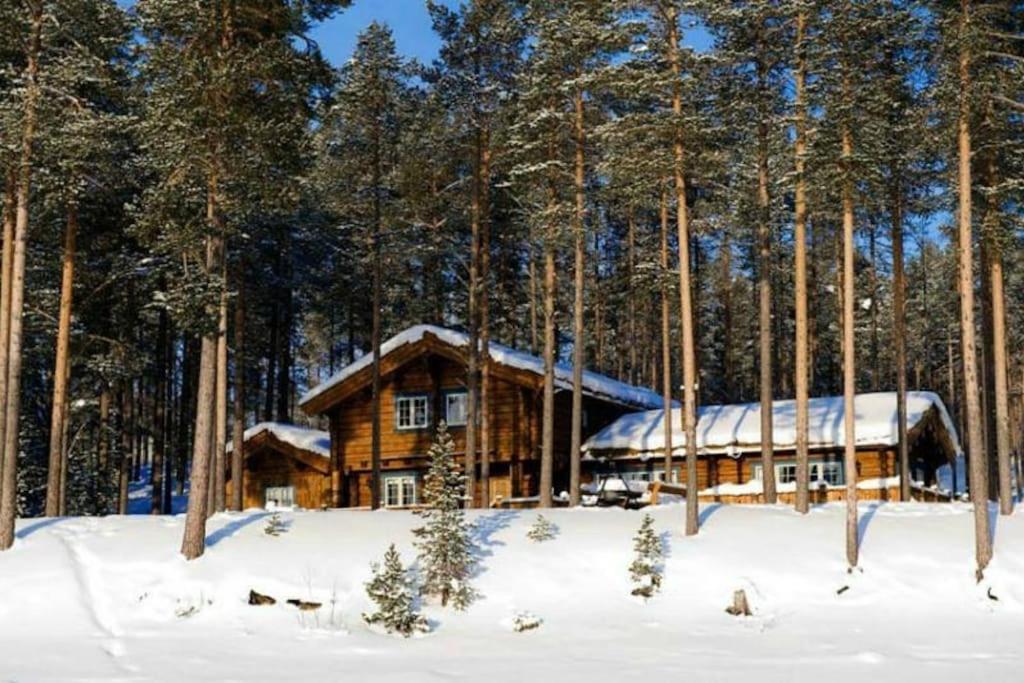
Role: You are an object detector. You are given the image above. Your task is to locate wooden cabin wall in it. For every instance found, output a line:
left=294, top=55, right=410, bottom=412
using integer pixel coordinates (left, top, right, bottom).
left=227, top=448, right=330, bottom=510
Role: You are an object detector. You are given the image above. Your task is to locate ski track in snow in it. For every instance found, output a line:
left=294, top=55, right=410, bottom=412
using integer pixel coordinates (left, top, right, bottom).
left=57, top=521, right=135, bottom=670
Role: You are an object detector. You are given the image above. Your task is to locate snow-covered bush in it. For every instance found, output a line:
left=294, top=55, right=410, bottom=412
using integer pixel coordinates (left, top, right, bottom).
left=526, top=514, right=557, bottom=542
left=414, top=422, right=477, bottom=610
left=363, top=544, right=428, bottom=637
left=512, top=611, right=543, bottom=632
left=629, top=514, right=663, bottom=599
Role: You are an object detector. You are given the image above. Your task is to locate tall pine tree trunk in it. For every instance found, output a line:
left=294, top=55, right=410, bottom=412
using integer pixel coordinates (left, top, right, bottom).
left=231, top=276, right=245, bottom=511
left=891, top=178, right=910, bottom=502
left=539, top=109, right=558, bottom=509
left=793, top=7, right=811, bottom=514
left=214, top=259, right=228, bottom=512
left=480, top=129, right=492, bottom=508
left=982, top=151, right=1012, bottom=515
left=45, top=201, right=77, bottom=516
left=370, top=130, right=384, bottom=510
left=0, top=171, right=13, bottom=508
left=668, top=10, right=699, bottom=535
left=0, top=6, right=41, bottom=550
left=465, top=126, right=481, bottom=509
left=569, top=88, right=586, bottom=507
left=180, top=187, right=224, bottom=560
left=841, top=70, right=859, bottom=569
left=152, top=308, right=168, bottom=514
left=660, top=189, right=674, bottom=480
left=957, top=0, right=992, bottom=575
left=756, top=57, right=775, bottom=504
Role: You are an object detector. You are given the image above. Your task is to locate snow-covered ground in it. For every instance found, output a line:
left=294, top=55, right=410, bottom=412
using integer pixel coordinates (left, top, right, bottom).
left=2, top=502, right=1022, bottom=682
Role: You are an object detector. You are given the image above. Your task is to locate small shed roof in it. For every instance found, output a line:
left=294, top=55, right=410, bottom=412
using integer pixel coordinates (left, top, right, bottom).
left=231, top=422, right=331, bottom=473
left=299, top=324, right=667, bottom=414
left=582, top=391, right=960, bottom=461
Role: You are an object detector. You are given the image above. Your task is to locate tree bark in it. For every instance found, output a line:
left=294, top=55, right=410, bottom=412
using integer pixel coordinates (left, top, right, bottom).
left=539, top=101, right=558, bottom=509
left=841, top=67, right=859, bottom=569
left=569, top=87, right=586, bottom=507
left=370, top=125, right=383, bottom=511
left=667, top=9, right=699, bottom=535
left=891, top=178, right=910, bottom=502
left=45, top=201, right=77, bottom=515
left=0, top=171, right=14, bottom=508
left=756, top=54, right=775, bottom=504
left=957, top=0, right=992, bottom=576
left=465, top=123, right=481, bottom=509
left=118, top=386, right=131, bottom=515
left=214, top=256, right=228, bottom=512
left=660, top=188, right=674, bottom=480
left=231, top=275, right=245, bottom=511
left=480, top=128, right=492, bottom=508
left=152, top=308, right=168, bottom=514
left=0, top=5, right=42, bottom=550
left=982, top=152, right=1012, bottom=515
left=793, top=8, right=810, bottom=514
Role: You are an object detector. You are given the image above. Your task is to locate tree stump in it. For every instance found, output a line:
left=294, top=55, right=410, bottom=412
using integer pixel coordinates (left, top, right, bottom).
left=725, top=589, right=751, bottom=617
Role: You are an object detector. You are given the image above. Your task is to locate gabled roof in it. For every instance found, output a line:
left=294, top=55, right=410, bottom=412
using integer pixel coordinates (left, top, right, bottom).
left=231, top=422, right=331, bottom=474
left=582, top=391, right=960, bottom=461
left=299, top=324, right=666, bottom=415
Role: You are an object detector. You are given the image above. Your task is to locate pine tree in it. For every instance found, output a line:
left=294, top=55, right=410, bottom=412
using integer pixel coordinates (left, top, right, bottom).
left=526, top=513, right=557, bottom=542
left=363, top=544, right=429, bottom=637
left=629, top=513, right=663, bottom=599
left=414, top=422, right=477, bottom=610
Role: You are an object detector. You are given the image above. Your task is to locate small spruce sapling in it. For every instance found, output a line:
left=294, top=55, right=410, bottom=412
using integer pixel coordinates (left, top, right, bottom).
left=363, top=544, right=428, bottom=637
left=264, top=513, right=287, bottom=536
left=414, top=422, right=478, bottom=609
left=527, top=514, right=557, bottom=542
left=629, top=514, right=663, bottom=599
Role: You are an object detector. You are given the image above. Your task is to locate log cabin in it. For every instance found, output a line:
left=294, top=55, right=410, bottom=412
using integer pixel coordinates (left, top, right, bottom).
left=581, top=392, right=960, bottom=504
left=299, top=324, right=665, bottom=508
left=226, top=422, right=331, bottom=510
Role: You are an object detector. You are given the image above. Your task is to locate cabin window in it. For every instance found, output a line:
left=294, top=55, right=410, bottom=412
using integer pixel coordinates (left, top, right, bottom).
left=383, top=473, right=417, bottom=507
left=395, top=394, right=429, bottom=430
left=445, top=391, right=468, bottom=427
left=599, top=469, right=677, bottom=485
left=753, top=460, right=845, bottom=486
left=265, top=485, right=295, bottom=509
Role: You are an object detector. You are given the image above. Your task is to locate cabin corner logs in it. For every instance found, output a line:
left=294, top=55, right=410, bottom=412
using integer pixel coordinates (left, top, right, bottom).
left=231, top=326, right=959, bottom=510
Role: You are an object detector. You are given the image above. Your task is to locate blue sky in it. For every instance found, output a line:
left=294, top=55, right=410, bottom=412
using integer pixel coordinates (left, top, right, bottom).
left=119, top=0, right=712, bottom=67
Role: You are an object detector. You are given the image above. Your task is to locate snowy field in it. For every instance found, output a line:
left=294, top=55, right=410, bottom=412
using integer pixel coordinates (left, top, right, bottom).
left=1, top=502, right=1022, bottom=682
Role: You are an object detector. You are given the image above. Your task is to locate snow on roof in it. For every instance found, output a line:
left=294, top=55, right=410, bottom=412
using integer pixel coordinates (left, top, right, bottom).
left=233, top=422, right=330, bottom=458
left=582, top=391, right=960, bottom=458
left=299, top=324, right=666, bottom=411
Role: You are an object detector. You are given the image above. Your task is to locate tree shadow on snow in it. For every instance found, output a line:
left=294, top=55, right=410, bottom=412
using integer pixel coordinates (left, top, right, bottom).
left=16, top=517, right=63, bottom=540
left=468, top=510, right=519, bottom=578
left=205, top=511, right=271, bottom=548
left=658, top=531, right=673, bottom=560
left=856, top=502, right=880, bottom=552
left=698, top=502, right=724, bottom=528
left=988, top=501, right=999, bottom=548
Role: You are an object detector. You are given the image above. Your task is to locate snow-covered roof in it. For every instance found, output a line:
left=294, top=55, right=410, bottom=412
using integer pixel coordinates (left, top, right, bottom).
left=231, top=422, right=330, bottom=459
left=299, top=324, right=666, bottom=411
left=582, top=391, right=960, bottom=459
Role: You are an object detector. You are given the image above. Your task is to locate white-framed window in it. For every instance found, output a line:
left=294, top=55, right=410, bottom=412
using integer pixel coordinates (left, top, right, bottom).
left=600, top=469, right=678, bottom=485
left=265, top=485, right=295, bottom=509
left=753, top=460, right=845, bottom=486
left=395, top=394, right=429, bottom=430
left=445, top=391, right=468, bottom=427
left=383, top=473, right=417, bottom=507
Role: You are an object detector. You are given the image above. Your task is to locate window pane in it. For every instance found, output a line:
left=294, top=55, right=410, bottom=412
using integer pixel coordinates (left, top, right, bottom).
left=398, top=400, right=410, bottom=428
left=777, top=464, right=797, bottom=484
left=414, top=398, right=428, bottom=427
left=822, top=462, right=843, bottom=485
left=402, top=478, right=416, bottom=506
left=446, top=393, right=467, bottom=426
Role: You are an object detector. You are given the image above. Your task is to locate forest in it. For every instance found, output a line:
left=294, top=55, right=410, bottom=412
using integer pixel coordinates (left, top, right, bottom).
left=0, top=0, right=1021, bottom=572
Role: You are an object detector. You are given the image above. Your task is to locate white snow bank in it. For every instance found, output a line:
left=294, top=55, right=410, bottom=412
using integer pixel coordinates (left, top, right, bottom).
left=583, top=391, right=960, bottom=458
left=228, top=422, right=330, bottom=458
left=3, top=503, right=1022, bottom=681
left=299, top=324, right=666, bottom=411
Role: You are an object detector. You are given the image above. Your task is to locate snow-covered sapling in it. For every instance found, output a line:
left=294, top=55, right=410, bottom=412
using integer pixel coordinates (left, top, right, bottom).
left=512, top=611, right=543, bottom=632
left=264, top=512, right=287, bottom=536
left=527, top=514, right=557, bottom=542
left=363, top=544, right=428, bottom=637
left=414, top=422, right=478, bottom=610
left=629, top=514, right=663, bottom=599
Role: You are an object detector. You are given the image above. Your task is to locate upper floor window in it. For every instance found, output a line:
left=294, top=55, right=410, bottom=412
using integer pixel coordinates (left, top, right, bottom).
left=396, top=394, right=429, bottom=430
left=445, top=391, right=468, bottom=427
